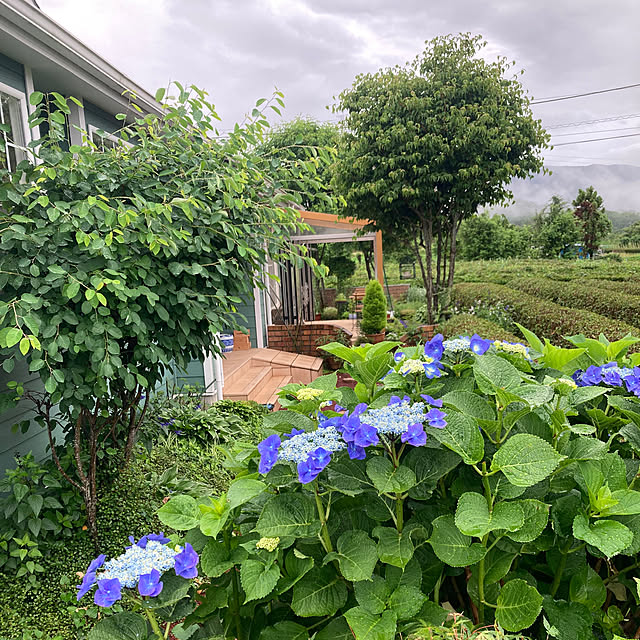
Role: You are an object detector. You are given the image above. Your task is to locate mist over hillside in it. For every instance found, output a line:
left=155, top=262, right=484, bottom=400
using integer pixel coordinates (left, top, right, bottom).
left=490, top=164, right=640, bottom=228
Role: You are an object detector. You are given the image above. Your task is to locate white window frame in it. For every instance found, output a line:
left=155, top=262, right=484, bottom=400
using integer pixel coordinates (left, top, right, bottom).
left=88, top=123, right=132, bottom=150
left=0, top=80, right=31, bottom=172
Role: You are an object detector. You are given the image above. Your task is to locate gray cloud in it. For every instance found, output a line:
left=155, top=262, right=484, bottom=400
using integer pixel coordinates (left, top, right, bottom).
left=40, top=0, right=640, bottom=165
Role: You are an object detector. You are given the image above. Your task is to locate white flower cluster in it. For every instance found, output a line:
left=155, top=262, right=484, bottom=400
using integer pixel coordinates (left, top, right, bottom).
left=278, top=427, right=345, bottom=464
left=99, top=541, right=179, bottom=588
left=296, top=387, right=324, bottom=401
left=493, top=340, right=530, bottom=359
left=256, top=537, right=280, bottom=552
left=554, top=377, right=578, bottom=389
left=443, top=337, right=471, bottom=353
left=361, top=401, right=428, bottom=436
left=399, top=359, right=427, bottom=375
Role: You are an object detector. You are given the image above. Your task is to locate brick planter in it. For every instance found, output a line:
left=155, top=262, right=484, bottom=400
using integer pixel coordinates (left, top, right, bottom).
left=268, top=324, right=352, bottom=357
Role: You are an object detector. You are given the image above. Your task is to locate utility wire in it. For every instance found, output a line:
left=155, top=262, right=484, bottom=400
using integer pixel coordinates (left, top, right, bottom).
left=551, top=126, right=640, bottom=137
left=547, top=113, right=640, bottom=129
left=532, top=82, right=640, bottom=104
left=552, top=132, right=640, bottom=146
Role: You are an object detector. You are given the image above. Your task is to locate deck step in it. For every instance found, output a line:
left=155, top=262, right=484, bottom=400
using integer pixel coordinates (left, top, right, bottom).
left=224, top=366, right=272, bottom=401
left=254, top=374, right=291, bottom=406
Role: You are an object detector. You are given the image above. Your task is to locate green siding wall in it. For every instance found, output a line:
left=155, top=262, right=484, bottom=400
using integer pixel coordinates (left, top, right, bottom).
left=163, top=359, right=206, bottom=391
left=84, top=100, right=120, bottom=134
left=0, top=52, right=25, bottom=93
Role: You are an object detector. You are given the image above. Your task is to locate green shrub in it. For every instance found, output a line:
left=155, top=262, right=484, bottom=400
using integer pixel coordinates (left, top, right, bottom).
left=414, top=304, right=431, bottom=324
left=406, top=284, right=427, bottom=303
left=511, top=277, right=640, bottom=327
left=321, top=306, right=339, bottom=320
left=210, top=399, right=268, bottom=436
left=360, top=279, right=387, bottom=334
left=452, top=282, right=639, bottom=344
left=438, top=314, right=520, bottom=342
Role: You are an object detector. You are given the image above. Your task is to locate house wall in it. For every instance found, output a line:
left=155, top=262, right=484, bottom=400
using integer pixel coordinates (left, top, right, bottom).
left=0, top=52, right=25, bottom=92
left=84, top=100, right=120, bottom=134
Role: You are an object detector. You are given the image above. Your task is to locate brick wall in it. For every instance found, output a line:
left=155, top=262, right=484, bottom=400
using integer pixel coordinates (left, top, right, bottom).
left=321, top=284, right=410, bottom=306
left=267, top=324, right=352, bottom=357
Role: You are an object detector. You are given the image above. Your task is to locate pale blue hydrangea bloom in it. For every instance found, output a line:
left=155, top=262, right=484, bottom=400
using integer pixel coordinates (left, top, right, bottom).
left=443, top=337, right=471, bottom=353
left=100, top=540, right=179, bottom=588
left=361, top=401, right=429, bottom=436
left=277, top=427, right=346, bottom=464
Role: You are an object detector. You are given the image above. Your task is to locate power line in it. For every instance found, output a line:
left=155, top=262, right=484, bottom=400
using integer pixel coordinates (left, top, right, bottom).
left=547, top=113, right=640, bottom=129
left=551, top=126, right=640, bottom=138
left=552, top=132, right=640, bottom=146
left=532, top=82, right=640, bottom=105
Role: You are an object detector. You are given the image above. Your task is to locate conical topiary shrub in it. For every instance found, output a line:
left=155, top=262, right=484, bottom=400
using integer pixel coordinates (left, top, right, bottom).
left=360, top=279, right=387, bottom=336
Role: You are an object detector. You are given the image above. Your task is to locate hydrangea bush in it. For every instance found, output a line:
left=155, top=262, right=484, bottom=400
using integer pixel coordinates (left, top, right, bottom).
left=84, top=334, right=640, bottom=639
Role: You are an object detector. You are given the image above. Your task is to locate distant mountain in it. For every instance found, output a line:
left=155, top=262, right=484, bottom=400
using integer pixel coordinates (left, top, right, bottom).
left=488, top=164, right=640, bottom=229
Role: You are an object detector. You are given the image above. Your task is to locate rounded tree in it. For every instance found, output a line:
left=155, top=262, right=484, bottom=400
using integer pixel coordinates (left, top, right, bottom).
left=360, top=280, right=387, bottom=336
left=572, top=186, right=611, bottom=257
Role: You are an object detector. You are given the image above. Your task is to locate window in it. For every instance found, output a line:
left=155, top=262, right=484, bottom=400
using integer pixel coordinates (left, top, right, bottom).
left=88, top=124, right=132, bottom=151
left=0, top=86, right=28, bottom=172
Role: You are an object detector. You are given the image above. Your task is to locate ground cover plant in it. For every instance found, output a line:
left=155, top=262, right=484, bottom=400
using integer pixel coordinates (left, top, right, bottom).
left=452, top=283, right=639, bottom=345
left=79, top=333, right=640, bottom=639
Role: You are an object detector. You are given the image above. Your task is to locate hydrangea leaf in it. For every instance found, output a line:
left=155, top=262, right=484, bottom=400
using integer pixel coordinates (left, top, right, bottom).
left=157, top=495, right=199, bottom=530
left=372, top=526, right=414, bottom=568
left=404, top=446, right=460, bottom=500
left=276, top=550, right=314, bottom=595
left=387, top=584, right=425, bottom=620
left=354, top=575, right=391, bottom=615
left=240, top=559, right=280, bottom=602
left=572, top=514, right=633, bottom=557
left=227, top=478, right=267, bottom=510
left=199, top=502, right=230, bottom=539
left=542, top=596, right=593, bottom=640
left=455, top=492, right=524, bottom=537
left=147, top=573, right=192, bottom=609
left=257, top=494, right=322, bottom=538
left=308, top=372, right=338, bottom=390
left=473, top=354, right=521, bottom=394
left=427, top=411, right=484, bottom=465
left=428, top=515, right=486, bottom=567
left=599, top=490, right=640, bottom=517
left=515, top=384, right=554, bottom=407
left=201, top=540, right=234, bottom=577
left=569, top=386, right=609, bottom=406
left=326, top=458, right=371, bottom=496
left=291, top=566, right=348, bottom=617
left=495, top=579, right=543, bottom=632
left=506, top=499, right=550, bottom=543
left=314, top=617, right=353, bottom=640
left=483, top=548, right=516, bottom=585
left=366, top=457, right=416, bottom=494
left=87, top=612, right=148, bottom=640
left=442, top=390, right=496, bottom=420
left=324, top=530, right=378, bottom=582
left=260, top=622, right=309, bottom=640
left=491, top=434, right=564, bottom=487
left=344, top=607, right=397, bottom=640
left=570, top=565, right=607, bottom=611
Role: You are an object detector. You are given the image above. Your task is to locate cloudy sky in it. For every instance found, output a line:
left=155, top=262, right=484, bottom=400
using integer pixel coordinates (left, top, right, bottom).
left=40, top=0, right=640, bottom=168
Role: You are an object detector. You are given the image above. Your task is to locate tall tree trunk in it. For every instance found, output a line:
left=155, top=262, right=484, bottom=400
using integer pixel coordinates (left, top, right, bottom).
left=447, top=213, right=461, bottom=289
left=436, top=230, right=442, bottom=291
left=419, top=214, right=435, bottom=324
left=362, top=244, right=374, bottom=281
left=412, top=234, right=429, bottom=309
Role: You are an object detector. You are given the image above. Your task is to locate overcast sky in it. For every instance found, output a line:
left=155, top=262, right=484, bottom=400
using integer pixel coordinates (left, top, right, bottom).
left=40, top=0, right=640, bottom=167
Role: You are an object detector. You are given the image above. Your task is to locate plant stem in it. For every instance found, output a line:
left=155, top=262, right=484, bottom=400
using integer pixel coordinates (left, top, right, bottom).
left=224, top=528, right=244, bottom=640
left=395, top=495, right=404, bottom=533
left=550, top=550, right=568, bottom=597
left=314, top=481, right=334, bottom=553
left=477, top=463, right=493, bottom=625
left=144, top=610, right=163, bottom=639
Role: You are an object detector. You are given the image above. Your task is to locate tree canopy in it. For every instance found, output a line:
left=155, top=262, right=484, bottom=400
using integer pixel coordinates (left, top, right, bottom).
left=458, top=213, right=530, bottom=260
left=572, top=186, right=611, bottom=257
left=532, top=196, right=581, bottom=258
left=333, top=33, right=549, bottom=322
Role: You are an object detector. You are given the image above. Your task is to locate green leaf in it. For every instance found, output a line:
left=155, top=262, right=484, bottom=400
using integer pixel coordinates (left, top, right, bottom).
left=5, top=328, right=22, bottom=348
left=483, top=548, right=516, bottom=585
left=428, top=515, right=486, bottom=567
left=257, top=494, right=321, bottom=538
left=157, top=495, right=199, bottom=531
left=387, top=584, right=425, bottom=620
left=344, top=607, right=397, bottom=640
left=495, top=579, right=543, bottom=632
left=372, top=526, right=414, bottom=568
left=226, top=478, right=266, bottom=510
left=291, top=565, right=348, bottom=617
left=454, top=492, right=524, bottom=537
left=599, top=490, right=640, bottom=517
left=442, top=391, right=496, bottom=420
left=27, top=494, right=43, bottom=517
left=29, top=91, right=44, bottom=106
left=428, top=411, right=484, bottom=465
left=506, top=499, right=550, bottom=543
left=260, top=621, right=309, bottom=640
left=276, top=549, right=314, bottom=594
left=569, top=386, right=609, bottom=406
left=491, top=434, right=564, bottom=487
left=199, top=501, right=230, bottom=538
left=473, top=354, right=521, bottom=394
left=308, top=372, right=338, bottom=390
left=541, top=342, right=586, bottom=371
left=572, top=514, right=633, bottom=557
left=201, top=540, right=234, bottom=577
left=569, top=565, right=606, bottom=611
left=87, top=612, right=149, bottom=640
left=542, top=597, right=593, bottom=640
left=326, top=458, right=370, bottom=496
left=318, top=342, right=362, bottom=364
left=155, top=87, right=166, bottom=102
left=324, top=530, right=377, bottom=582
left=315, top=618, right=353, bottom=640
left=404, top=446, right=460, bottom=499
left=13, top=483, right=28, bottom=503
left=366, top=457, right=416, bottom=494
left=240, top=559, right=280, bottom=602
left=515, top=323, right=543, bottom=353
left=148, top=572, right=192, bottom=609
left=354, top=575, right=390, bottom=615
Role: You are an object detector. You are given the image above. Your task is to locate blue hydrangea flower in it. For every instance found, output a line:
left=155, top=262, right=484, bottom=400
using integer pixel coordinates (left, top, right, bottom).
left=138, top=568, right=163, bottom=597
left=298, top=447, right=332, bottom=484
left=361, top=399, right=444, bottom=442
left=420, top=394, right=443, bottom=408
left=582, top=365, right=603, bottom=386
left=443, top=337, right=471, bottom=353
left=401, top=423, right=426, bottom=446
left=76, top=553, right=105, bottom=601
left=394, top=351, right=405, bottom=362
left=470, top=334, right=492, bottom=356
left=174, top=543, right=199, bottom=579
left=258, top=434, right=281, bottom=474
left=424, top=334, right=444, bottom=361
left=353, top=423, right=379, bottom=448
left=426, top=408, right=447, bottom=428
left=423, top=362, right=442, bottom=379
left=347, top=442, right=366, bottom=460
left=94, top=578, right=121, bottom=607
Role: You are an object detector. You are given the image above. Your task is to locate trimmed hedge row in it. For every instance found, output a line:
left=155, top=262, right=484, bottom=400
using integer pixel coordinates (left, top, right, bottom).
left=585, top=278, right=640, bottom=297
left=451, top=282, right=639, bottom=344
left=511, top=277, right=640, bottom=327
left=438, top=314, right=520, bottom=342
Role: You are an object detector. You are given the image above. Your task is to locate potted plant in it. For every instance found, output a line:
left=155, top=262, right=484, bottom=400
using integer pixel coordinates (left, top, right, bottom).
left=320, top=306, right=339, bottom=321
left=360, top=279, right=387, bottom=343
